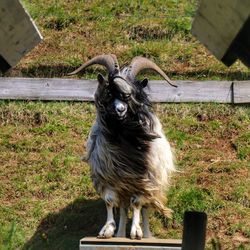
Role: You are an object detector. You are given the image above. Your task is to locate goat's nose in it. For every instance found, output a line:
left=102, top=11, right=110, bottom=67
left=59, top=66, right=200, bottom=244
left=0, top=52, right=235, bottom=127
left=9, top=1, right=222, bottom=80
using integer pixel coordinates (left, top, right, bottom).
left=116, top=104, right=125, bottom=113
left=114, top=99, right=127, bottom=115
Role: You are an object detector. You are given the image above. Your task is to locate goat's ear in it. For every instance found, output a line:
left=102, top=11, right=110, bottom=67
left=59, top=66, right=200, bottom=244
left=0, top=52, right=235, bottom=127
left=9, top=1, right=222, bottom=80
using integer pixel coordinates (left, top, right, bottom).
left=97, top=73, right=106, bottom=85
left=141, top=78, right=148, bottom=88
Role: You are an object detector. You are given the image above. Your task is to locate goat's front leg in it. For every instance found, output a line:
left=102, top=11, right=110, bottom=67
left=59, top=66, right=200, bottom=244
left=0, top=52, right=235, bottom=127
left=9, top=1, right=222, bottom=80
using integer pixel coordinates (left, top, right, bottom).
left=98, top=190, right=117, bottom=238
left=130, top=195, right=143, bottom=239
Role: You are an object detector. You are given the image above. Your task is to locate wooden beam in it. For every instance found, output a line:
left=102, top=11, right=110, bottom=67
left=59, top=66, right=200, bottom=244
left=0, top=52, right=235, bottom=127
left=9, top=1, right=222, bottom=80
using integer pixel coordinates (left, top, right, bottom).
left=191, top=0, right=250, bottom=66
left=0, top=78, right=235, bottom=103
left=233, top=81, right=250, bottom=103
left=80, top=237, right=182, bottom=250
left=0, top=0, right=42, bottom=72
left=149, top=80, right=232, bottom=103
left=0, top=78, right=96, bottom=101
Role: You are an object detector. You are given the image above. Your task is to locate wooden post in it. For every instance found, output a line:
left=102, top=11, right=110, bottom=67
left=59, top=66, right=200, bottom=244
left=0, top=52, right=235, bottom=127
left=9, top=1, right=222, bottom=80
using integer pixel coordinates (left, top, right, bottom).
left=182, top=212, right=207, bottom=250
left=0, top=0, right=42, bottom=73
left=192, top=0, right=250, bottom=67
left=233, top=81, right=250, bottom=104
left=79, top=237, right=182, bottom=250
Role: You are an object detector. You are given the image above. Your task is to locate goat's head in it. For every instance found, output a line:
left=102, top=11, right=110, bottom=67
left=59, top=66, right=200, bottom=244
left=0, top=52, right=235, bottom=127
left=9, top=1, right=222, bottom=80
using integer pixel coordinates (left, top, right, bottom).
left=68, top=54, right=176, bottom=121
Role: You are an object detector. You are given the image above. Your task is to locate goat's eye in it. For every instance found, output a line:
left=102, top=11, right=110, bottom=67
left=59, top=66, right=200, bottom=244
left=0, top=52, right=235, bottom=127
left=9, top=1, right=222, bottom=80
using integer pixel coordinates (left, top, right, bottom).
left=104, top=89, right=113, bottom=102
left=122, top=93, right=131, bottom=100
left=107, top=92, right=112, bottom=100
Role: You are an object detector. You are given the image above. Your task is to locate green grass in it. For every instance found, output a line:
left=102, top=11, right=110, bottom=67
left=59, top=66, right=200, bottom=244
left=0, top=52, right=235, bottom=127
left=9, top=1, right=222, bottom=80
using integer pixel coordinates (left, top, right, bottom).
left=1, top=0, right=248, bottom=79
left=0, top=102, right=249, bottom=249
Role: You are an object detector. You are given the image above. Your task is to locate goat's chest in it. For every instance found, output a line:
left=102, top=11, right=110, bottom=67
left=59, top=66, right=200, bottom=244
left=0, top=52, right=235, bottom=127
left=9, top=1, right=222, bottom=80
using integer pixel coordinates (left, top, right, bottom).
left=88, top=129, right=151, bottom=179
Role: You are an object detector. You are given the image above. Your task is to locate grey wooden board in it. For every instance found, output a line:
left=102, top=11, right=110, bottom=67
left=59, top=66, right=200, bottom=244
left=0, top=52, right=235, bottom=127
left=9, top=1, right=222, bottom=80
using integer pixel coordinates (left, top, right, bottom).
left=0, top=78, right=235, bottom=103
left=0, top=0, right=42, bottom=68
left=233, top=81, right=250, bottom=103
left=0, top=78, right=96, bottom=101
left=80, top=237, right=182, bottom=250
left=80, top=245, right=181, bottom=250
left=191, top=0, right=250, bottom=61
left=149, top=80, right=232, bottom=103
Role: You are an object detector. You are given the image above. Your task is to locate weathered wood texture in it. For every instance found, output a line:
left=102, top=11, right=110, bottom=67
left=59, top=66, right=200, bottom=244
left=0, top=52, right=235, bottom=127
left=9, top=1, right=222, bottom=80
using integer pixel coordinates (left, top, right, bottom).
left=80, top=237, right=182, bottom=250
left=0, top=78, right=249, bottom=103
left=191, top=0, right=250, bottom=67
left=0, top=78, right=96, bottom=101
left=0, top=77, right=242, bottom=103
left=149, top=80, right=232, bottom=103
left=233, top=81, right=250, bottom=103
left=0, top=0, right=42, bottom=72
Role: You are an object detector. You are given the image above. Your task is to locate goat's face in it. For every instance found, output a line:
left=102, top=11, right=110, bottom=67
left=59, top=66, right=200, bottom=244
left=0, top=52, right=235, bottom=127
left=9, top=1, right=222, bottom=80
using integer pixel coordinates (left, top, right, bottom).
left=94, top=74, right=148, bottom=121
left=68, top=54, right=175, bottom=121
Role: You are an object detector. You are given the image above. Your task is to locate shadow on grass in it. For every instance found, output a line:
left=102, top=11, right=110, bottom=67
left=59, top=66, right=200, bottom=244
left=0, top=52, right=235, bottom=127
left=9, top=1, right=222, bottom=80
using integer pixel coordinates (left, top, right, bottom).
left=2, top=64, right=250, bottom=80
left=23, top=198, right=106, bottom=250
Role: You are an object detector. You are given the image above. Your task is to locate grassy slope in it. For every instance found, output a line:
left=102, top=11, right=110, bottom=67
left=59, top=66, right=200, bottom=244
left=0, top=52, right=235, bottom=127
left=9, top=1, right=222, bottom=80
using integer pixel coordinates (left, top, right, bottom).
left=0, top=0, right=249, bottom=249
left=2, top=0, right=250, bottom=79
left=0, top=102, right=249, bottom=250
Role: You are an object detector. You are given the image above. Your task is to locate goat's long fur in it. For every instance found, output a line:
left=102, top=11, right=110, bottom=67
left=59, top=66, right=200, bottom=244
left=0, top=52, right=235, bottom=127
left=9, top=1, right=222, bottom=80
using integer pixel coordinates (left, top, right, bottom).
left=71, top=54, right=176, bottom=238
left=87, top=112, right=175, bottom=217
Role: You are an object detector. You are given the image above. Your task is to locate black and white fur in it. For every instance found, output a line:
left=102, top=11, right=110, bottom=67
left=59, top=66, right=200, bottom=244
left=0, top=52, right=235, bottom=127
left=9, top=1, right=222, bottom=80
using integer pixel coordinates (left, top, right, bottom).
left=69, top=55, right=176, bottom=239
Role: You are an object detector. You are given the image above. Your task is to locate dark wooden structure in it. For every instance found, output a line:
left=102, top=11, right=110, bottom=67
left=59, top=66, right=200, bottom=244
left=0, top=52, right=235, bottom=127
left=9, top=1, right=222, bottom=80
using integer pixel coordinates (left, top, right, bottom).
left=0, top=0, right=42, bottom=73
left=192, top=0, right=250, bottom=67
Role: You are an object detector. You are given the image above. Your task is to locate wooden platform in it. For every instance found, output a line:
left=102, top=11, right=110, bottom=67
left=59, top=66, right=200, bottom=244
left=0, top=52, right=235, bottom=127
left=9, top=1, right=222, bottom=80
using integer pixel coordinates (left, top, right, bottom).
left=0, top=77, right=249, bottom=103
left=80, top=237, right=182, bottom=250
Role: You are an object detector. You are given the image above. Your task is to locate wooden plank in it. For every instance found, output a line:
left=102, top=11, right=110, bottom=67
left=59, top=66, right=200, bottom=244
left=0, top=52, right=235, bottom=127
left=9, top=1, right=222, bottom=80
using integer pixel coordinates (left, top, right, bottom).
left=0, top=78, right=96, bottom=101
left=81, top=237, right=182, bottom=245
left=191, top=0, right=250, bottom=65
left=148, top=80, right=232, bottom=103
left=233, top=81, right=250, bottom=103
left=0, top=0, right=42, bottom=72
left=80, top=237, right=182, bottom=250
left=80, top=245, right=180, bottom=250
left=0, top=78, right=234, bottom=103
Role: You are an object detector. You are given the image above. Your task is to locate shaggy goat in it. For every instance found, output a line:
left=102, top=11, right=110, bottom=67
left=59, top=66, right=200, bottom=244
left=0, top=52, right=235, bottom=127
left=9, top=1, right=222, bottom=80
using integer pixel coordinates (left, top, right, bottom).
left=69, top=54, right=176, bottom=239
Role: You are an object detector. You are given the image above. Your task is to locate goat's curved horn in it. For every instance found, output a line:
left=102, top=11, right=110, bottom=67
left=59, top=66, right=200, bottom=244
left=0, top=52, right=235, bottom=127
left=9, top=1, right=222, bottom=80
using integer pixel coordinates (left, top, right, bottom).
left=68, top=54, right=119, bottom=76
left=127, top=56, right=176, bottom=87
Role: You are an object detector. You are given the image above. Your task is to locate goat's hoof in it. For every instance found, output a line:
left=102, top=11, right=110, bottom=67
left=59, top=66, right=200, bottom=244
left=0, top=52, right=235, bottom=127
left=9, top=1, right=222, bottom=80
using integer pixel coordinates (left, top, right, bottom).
left=98, top=221, right=116, bottom=239
left=130, top=225, right=143, bottom=240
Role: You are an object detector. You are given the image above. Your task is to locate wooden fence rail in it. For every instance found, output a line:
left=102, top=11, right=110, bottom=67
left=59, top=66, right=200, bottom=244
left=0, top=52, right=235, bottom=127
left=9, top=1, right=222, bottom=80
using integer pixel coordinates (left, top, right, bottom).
left=0, top=78, right=249, bottom=103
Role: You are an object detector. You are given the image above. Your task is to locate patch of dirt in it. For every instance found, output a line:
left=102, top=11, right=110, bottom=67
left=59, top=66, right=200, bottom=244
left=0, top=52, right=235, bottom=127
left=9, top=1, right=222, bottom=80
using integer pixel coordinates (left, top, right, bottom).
left=128, top=24, right=171, bottom=41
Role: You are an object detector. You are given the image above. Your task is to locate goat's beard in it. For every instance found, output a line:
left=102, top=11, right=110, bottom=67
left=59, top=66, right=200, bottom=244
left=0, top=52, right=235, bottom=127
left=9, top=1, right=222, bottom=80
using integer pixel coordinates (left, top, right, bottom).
left=101, top=110, right=129, bottom=125
left=98, top=106, right=160, bottom=143
left=111, top=109, right=128, bottom=121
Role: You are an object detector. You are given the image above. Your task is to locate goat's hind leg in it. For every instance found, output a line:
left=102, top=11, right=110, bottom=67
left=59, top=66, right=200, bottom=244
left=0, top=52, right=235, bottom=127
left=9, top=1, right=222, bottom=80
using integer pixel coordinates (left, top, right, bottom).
left=142, top=207, right=152, bottom=238
left=116, top=206, right=127, bottom=237
left=98, top=190, right=117, bottom=238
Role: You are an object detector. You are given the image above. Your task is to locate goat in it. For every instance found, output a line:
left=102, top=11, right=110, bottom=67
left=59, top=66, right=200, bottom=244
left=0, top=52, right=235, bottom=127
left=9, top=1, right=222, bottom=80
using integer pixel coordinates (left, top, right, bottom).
left=69, top=54, right=176, bottom=239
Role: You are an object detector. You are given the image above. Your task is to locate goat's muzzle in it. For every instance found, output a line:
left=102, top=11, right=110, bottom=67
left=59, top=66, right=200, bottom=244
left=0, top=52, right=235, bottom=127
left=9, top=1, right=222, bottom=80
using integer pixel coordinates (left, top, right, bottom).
left=114, top=99, right=128, bottom=120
